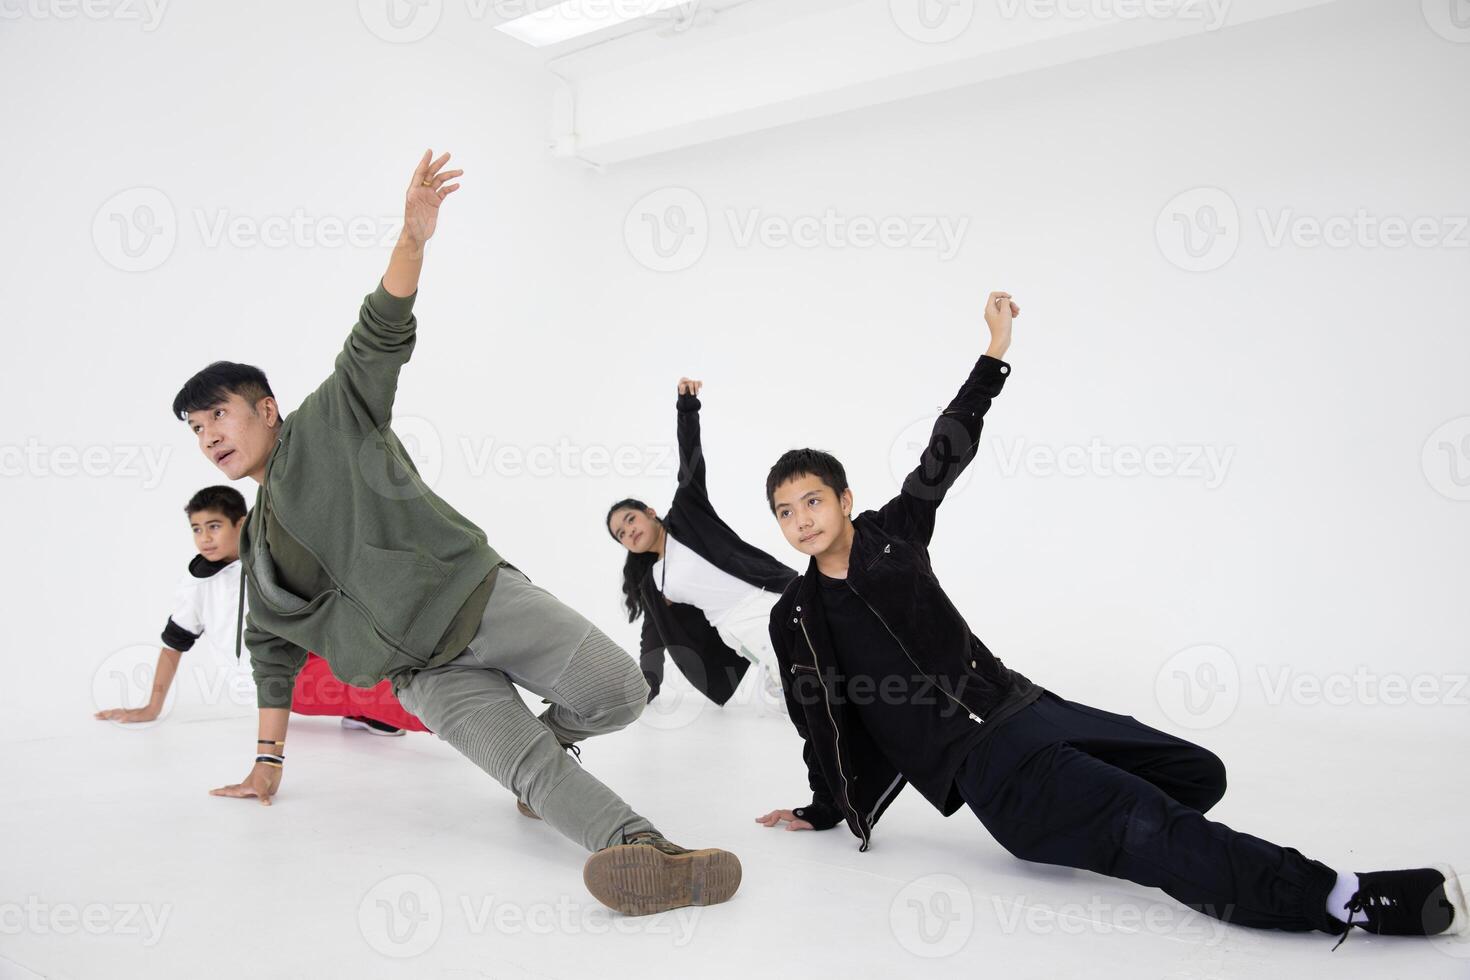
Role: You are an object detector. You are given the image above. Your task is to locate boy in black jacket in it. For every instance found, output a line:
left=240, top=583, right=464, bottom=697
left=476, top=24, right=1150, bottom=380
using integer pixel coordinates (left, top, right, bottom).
left=755, top=290, right=1467, bottom=949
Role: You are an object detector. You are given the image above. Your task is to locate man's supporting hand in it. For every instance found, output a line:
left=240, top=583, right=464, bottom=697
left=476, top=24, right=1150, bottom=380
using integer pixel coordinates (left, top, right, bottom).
left=210, top=762, right=283, bottom=807
left=210, top=707, right=290, bottom=806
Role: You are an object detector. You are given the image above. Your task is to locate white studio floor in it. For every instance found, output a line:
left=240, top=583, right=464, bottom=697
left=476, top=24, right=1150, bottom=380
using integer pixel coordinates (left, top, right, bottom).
left=6, top=666, right=1468, bottom=980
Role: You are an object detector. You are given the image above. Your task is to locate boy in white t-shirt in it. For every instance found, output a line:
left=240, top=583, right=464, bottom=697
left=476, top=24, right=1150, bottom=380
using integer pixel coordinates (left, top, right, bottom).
left=94, top=486, right=420, bottom=734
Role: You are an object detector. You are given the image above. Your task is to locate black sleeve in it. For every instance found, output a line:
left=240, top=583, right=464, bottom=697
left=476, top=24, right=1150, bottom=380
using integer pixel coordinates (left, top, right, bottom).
left=638, top=611, right=666, bottom=702
left=870, top=354, right=1010, bottom=546
left=770, top=604, right=841, bottom=822
left=792, top=800, right=843, bottom=831
left=674, top=390, right=708, bottom=496
left=161, top=617, right=200, bottom=653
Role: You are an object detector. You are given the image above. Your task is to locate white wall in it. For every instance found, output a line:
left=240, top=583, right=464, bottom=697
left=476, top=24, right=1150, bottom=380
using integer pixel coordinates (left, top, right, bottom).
left=2, top=0, right=1466, bottom=751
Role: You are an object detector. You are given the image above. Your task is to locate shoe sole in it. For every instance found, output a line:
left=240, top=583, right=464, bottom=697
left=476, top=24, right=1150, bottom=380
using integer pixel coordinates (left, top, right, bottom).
left=341, top=718, right=405, bottom=736
left=583, top=844, right=742, bottom=917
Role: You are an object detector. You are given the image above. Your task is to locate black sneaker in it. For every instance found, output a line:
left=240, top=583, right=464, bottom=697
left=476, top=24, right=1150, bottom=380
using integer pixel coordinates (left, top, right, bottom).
left=1331, top=865, right=1469, bottom=950
left=583, top=831, right=742, bottom=917
left=341, top=716, right=405, bottom=737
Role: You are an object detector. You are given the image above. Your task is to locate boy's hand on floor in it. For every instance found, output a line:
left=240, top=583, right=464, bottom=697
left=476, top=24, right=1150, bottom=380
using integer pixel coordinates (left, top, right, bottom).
left=754, top=809, right=814, bottom=831
left=93, top=706, right=160, bottom=723
left=210, top=763, right=282, bottom=806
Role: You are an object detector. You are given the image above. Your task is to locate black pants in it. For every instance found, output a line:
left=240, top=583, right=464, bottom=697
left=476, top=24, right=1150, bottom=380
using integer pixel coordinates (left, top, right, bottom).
left=955, top=691, right=1339, bottom=934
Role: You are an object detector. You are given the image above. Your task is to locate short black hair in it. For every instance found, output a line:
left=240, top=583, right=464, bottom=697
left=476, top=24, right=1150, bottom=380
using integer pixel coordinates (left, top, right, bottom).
left=185, top=485, right=248, bottom=524
left=766, top=448, right=849, bottom=513
left=171, top=361, right=274, bottom=421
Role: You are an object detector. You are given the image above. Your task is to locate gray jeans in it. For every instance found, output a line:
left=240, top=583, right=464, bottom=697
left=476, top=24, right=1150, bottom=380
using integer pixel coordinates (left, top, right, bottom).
left=396, top=565, right=657, bottom=851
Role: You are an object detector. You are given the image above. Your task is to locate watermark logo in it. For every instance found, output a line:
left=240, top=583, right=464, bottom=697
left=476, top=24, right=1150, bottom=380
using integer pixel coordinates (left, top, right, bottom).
left=1422, top=0, right=1470, bottom=43
left=725, top=208, right=969, bottom=260
left=459, top=436, right=678, bottom=480
left=1154, top=643, right=1239, bottom=730
left=991, top=892, right=1230, bottom=941
left=1156, top=187, right=1239, bottom=272
left=359, top=873, right=443, bottom=958
left=0, top=0, right=170, bottom=30
left=890, top=0, right=975, bottom=44
left=1256, top=209, right=1470, bottom=251
left=93, top=187, right=177, bottom=273
left=625, top=187, right=709, bottom=273
left=994, top=0, right=1232, bottom=32
left=0, top=439, right=173, bottom=489
left=890, top=873, right=974, bottom=957
left=889, top=415, right=980, bottom=501
left=1422, top=416, right=1470, bottom=501
left=192, top=208, right=402, bottom=250
left=1158, top=187, right=1469, bottom=272
left=992, top=437, right=1235, bottom=488
left=92, top=645, right=178, bottom=729
left=359, top=415, right=445, bottom=501
left=93, top=187, right=407, bottom=271
left=1257, top=666, right=1469, bottom=709
left=625, top=188, right=969, bottom=270
left=358, top=0, right=443, bottom=42
left=0, top=897, right=172, bottom=946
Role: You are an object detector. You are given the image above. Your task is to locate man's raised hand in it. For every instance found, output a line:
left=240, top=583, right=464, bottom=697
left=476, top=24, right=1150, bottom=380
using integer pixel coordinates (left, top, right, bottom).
left=404, top=149, right=463, bottom=245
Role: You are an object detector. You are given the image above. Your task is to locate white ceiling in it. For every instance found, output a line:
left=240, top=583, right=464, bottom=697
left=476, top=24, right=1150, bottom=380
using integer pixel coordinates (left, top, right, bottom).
left=511, top=0, right=1344, bottom=167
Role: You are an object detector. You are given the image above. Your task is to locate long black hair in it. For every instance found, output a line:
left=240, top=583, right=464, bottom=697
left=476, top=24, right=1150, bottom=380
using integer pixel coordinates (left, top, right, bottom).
left=605, top=497, right=662, bottom=623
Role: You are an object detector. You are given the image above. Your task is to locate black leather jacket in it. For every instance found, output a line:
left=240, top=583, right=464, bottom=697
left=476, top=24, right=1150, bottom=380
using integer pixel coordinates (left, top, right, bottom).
left=768, top=354, right=1042, bottom=850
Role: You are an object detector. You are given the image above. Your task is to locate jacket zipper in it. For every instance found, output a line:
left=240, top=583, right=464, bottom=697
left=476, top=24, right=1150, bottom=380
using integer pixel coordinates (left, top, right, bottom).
left=847, top=545, right=983, bottom=725
left=797, top=616, right=869, bottom=850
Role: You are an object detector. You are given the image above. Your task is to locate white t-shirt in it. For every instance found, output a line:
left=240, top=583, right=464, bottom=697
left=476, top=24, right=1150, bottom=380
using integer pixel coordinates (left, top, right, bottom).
left=162, top=556, right=246, bottom=662
left=650, top=532, right=765, bottom=629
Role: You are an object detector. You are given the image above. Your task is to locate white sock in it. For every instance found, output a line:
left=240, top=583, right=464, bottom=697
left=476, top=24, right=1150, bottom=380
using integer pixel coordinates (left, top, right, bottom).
left=1326, top=871, right=1361, bottom=923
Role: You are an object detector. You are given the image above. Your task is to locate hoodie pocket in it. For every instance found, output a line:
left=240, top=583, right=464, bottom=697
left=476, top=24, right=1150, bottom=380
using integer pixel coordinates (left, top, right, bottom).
left=354, top=542, right=452, bottom=642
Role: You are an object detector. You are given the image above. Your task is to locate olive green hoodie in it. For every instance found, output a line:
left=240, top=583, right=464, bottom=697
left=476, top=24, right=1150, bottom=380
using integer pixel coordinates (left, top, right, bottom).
left=239, top=281, right=502, bottom=708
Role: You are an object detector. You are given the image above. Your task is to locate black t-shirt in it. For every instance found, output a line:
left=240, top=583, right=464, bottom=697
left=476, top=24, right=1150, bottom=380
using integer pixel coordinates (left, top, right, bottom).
left=816, top=570, right=988, bottom=809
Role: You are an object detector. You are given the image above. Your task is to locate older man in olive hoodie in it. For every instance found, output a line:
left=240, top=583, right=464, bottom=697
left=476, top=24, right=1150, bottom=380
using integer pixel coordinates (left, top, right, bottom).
left=173, top=150, right=740, bottom=917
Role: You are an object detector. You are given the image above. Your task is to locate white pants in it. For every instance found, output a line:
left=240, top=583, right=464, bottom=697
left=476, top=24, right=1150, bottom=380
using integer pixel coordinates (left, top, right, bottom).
left=713, top=588, right=781, bottom=667
left=713, top=589, right=785, bottom=713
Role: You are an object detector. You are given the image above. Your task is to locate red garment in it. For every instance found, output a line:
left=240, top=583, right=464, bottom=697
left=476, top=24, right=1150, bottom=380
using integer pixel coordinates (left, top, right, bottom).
left=290, top=653, right=430, bottom=733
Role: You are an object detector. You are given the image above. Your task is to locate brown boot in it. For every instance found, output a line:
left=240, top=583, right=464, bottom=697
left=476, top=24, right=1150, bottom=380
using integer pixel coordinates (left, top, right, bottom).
left=583, top=831, right=742, bottom=916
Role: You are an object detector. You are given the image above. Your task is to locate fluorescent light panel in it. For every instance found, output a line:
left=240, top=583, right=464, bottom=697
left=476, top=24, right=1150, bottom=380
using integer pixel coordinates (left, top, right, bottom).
left=496, top=0, right=694, bottom=47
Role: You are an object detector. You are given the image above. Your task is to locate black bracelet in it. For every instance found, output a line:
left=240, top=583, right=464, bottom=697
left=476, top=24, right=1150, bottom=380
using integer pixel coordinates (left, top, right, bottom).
left=255, top=754, right=284, bottom=768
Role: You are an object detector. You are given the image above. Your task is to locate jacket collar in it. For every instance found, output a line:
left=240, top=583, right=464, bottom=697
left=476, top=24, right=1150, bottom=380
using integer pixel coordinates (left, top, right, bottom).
left=785, top=517, right=878, bottom=630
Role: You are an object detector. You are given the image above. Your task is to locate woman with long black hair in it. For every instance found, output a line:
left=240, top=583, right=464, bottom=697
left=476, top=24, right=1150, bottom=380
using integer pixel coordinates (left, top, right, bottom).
left=607, top=378, right=797, bottom=713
